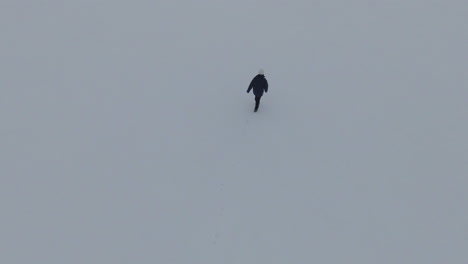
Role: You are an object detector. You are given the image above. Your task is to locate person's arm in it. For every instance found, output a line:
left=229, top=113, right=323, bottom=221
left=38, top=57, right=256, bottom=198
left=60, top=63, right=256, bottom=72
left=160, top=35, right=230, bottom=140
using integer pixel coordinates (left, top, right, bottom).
left=247, top=78, right=254, bottom=93
left=264, top=79, right=268, bottom=93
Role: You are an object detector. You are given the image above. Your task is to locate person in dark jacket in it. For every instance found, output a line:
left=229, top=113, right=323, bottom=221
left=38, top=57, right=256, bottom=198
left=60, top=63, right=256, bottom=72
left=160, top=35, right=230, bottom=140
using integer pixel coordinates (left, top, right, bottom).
left=247, top=69, right=268, bottom=112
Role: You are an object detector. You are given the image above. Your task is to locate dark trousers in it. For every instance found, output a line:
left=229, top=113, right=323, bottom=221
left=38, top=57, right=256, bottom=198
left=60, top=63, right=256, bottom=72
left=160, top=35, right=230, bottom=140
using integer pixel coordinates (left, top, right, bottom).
left=254, top=96, right=261, bottom=112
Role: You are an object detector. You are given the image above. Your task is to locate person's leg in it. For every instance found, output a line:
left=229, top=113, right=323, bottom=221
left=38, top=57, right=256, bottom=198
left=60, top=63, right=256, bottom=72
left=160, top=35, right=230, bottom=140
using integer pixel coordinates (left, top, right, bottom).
left=254, top=96, right=261, bottom=112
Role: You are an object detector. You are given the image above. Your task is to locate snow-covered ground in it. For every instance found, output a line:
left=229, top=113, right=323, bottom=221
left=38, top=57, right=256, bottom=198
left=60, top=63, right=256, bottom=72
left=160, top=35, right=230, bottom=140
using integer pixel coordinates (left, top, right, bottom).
left=1, top=1, right=467, bottom=263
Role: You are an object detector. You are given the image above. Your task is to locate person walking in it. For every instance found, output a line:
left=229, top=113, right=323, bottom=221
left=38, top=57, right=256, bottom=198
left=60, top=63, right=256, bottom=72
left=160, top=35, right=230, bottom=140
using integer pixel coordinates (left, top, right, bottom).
left=247, top=69, right=268, bottom=112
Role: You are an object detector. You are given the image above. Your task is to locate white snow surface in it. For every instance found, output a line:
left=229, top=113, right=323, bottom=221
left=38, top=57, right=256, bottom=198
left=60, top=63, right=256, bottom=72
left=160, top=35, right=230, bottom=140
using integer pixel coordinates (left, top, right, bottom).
left=1, top=1, right=467, bottom=263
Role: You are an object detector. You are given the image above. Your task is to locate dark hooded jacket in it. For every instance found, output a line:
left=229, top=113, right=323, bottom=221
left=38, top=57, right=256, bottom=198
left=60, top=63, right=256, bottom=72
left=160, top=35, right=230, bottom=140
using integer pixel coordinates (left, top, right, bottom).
left=247, top=74, right=268, bottom=96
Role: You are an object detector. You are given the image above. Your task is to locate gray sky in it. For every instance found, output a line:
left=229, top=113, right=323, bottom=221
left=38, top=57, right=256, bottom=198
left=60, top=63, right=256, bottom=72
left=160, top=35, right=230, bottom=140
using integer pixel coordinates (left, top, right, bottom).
left=1, top=1, right=467, bottom=263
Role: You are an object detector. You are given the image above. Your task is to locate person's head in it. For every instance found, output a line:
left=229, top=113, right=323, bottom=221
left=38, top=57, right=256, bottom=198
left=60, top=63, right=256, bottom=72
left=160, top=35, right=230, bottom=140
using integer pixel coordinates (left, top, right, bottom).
left=259, top=69, right=264, bottom=75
